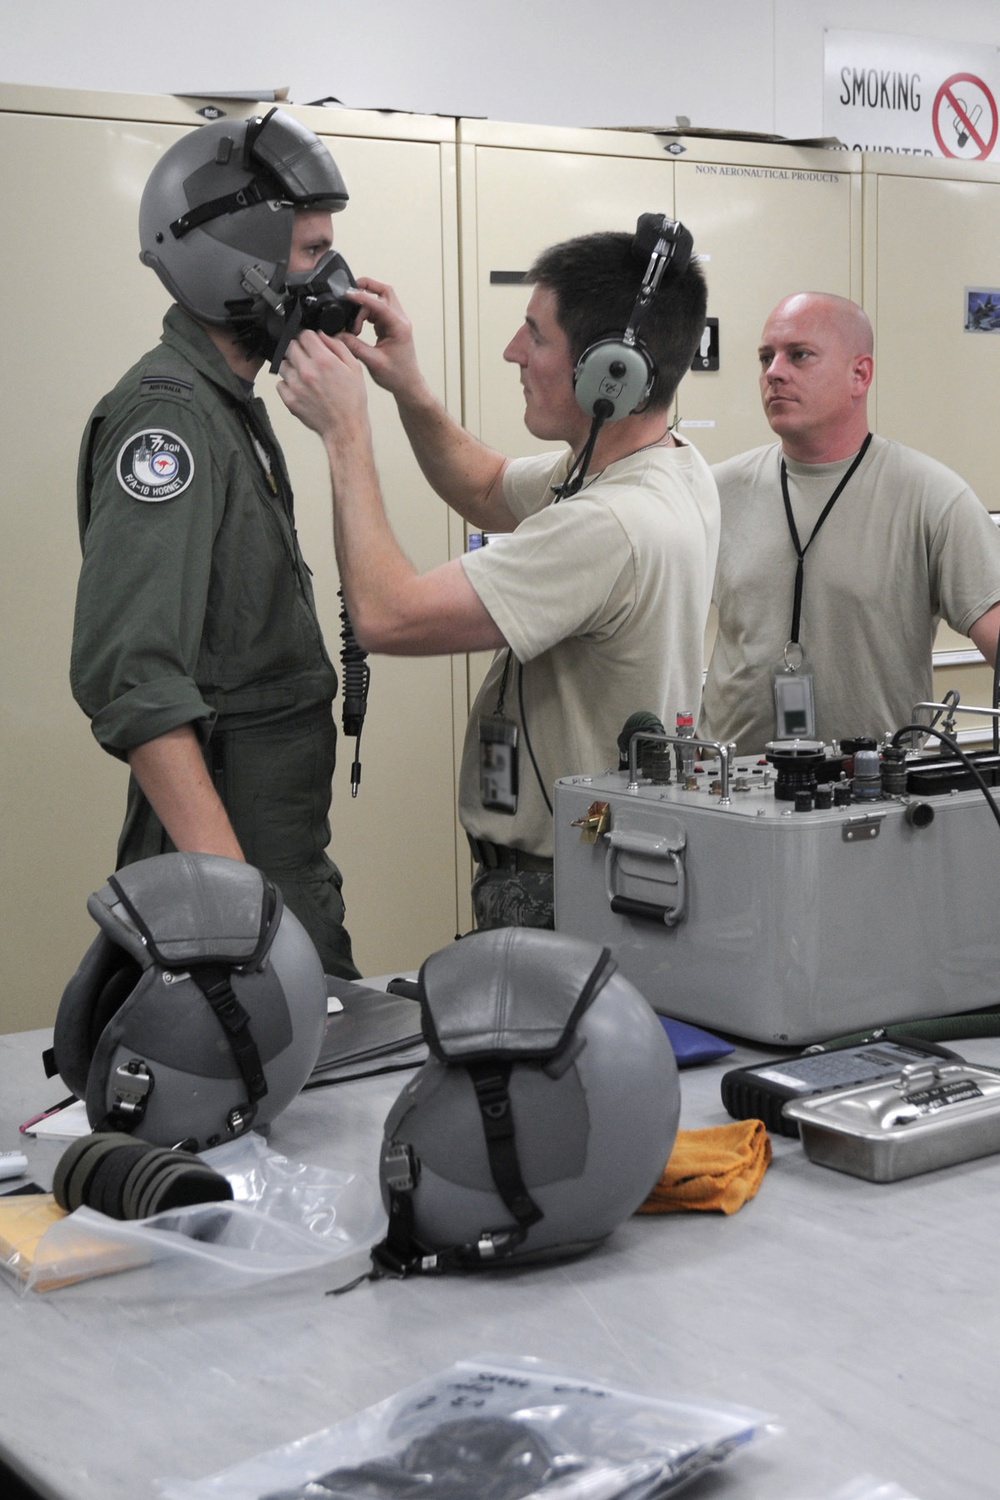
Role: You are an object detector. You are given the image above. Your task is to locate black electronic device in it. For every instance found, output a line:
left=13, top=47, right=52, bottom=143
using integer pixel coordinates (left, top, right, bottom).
left=721, top=1037, right=963, bottom=1138
left=572, top=212, right=693, bottom=422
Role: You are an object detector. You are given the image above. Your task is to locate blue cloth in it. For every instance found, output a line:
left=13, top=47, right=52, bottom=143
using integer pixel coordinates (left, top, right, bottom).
left=660, top=1015, right=734, bottom=1067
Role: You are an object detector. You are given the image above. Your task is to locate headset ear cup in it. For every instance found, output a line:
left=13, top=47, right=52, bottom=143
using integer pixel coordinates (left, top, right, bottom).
left=573, top=338, right=655, bottom=421
left=52, top=1135, right=96, bottom=1210
left=124, top=1146, right=175, bottom=1219
left=572, top=212, right=693, bottom=425
left=90, top=1141, right=150, bottom=1219
left=118, top=1147, right=233, bottom=1218
left=53, top=1132, right=137, bottom=1211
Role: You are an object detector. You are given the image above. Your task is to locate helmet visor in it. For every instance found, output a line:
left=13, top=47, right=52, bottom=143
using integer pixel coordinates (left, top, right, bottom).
left=247, top=109, right=349, bottom=212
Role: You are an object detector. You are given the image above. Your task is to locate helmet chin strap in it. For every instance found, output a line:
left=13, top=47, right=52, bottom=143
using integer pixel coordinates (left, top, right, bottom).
left=267, top=301, right=307, bottom=372
left=331, top=1060, right=546, bottom=1292
left=330, top=1159, right=536, bottom=1293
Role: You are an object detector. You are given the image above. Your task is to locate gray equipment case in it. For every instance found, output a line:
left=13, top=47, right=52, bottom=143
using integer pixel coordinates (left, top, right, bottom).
left=553, top=753, right=1000, bottom=1045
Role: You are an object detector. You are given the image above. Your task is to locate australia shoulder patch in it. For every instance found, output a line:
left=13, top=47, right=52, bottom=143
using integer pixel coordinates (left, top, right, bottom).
left=116, top=430, right=194, bottom=501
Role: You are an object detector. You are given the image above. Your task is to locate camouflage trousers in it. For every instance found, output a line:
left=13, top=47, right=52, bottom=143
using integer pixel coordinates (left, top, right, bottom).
left=471, top=865, right=555, bottom=931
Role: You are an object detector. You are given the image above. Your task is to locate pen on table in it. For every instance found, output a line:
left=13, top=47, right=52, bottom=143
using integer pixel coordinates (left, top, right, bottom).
left=18, top=1095, right=78, bottom=1134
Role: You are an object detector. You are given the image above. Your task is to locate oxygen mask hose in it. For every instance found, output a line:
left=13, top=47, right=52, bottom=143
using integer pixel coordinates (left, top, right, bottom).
left=340, top=591, right=370, bottom=797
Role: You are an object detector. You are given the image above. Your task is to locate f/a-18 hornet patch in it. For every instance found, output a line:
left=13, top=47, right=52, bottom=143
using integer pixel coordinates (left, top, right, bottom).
left=116, top=430, right=194, bottom=501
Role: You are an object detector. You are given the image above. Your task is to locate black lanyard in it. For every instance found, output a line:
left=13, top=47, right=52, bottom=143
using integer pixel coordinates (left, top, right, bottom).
left=780, top=432, right=872, bottom=646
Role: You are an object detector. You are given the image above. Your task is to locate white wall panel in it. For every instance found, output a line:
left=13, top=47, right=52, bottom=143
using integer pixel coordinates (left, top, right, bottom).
left=0, top=1, right=997, bottom=139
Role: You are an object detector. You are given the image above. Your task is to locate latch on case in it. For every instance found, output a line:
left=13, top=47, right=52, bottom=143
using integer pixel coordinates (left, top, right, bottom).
left=571, top=800, right=610, bottom=844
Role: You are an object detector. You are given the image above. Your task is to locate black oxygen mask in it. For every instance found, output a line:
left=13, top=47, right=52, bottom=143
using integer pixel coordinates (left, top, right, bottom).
left=266, top=248, right=361, bottom=371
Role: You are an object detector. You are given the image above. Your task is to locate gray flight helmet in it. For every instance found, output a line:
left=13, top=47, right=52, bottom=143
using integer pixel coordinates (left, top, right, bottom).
left=138, top=108, right=348, bottom=329
left=49, top=852, right=328, bottom=1150
left=375, top=928, right=680, bottom=1272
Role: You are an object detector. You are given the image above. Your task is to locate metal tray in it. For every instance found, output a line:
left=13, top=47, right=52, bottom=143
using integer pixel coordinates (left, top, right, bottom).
left=782, top=1061, right=1000, bottom=1182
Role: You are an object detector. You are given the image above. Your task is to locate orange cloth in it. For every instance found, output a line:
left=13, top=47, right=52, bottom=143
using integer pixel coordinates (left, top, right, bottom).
left=637, top=1119, right=771, bottom=1215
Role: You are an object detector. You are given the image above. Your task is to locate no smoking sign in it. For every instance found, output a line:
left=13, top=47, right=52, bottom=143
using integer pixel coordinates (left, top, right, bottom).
left=933, top=73, right=999, bottom=159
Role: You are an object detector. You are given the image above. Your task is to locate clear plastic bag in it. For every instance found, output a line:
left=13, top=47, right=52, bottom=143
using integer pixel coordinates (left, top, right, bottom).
left=797, top=1483, right=921, bottom=1500
left=6, top=1133, right=384, bottom=1297
left=155, top=1353, right=774, bottom=1500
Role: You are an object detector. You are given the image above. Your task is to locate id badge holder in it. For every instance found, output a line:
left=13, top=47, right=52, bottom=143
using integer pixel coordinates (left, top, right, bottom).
left=773, top=642, right=816, bottom=740
left=479, top=716, right=518, bottom=814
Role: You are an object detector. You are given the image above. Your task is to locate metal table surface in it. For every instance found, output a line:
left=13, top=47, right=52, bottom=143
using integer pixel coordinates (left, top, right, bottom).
left=1, top=1021, right=999, bottom=1500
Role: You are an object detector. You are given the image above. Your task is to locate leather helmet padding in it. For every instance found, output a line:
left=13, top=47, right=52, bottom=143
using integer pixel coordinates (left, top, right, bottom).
left=249, top=109, right=349, bottom=210
left=418, top=926, right=612, bottom=1063
left=91, top=960, right=144, bottom=1048
left=53, top=931, right=144, bottom=1098
left=92, top=854, right=279, bottom=972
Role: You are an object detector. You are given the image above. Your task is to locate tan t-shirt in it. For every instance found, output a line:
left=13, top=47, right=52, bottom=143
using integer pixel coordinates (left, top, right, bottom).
left=459, top=440, right=720, bottom=856
left=701, top=434, right=1000, bottom=754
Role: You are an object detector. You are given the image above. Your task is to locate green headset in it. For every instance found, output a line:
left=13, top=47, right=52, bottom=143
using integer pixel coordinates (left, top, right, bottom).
left=572, top=212, right=694, bottom=422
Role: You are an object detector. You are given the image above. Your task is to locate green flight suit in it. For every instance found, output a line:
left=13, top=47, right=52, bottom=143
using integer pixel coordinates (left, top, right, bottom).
left=72, top=304, right=359, bottom=978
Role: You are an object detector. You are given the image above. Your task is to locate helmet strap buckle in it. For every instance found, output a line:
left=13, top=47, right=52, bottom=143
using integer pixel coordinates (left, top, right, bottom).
left=111, top=1058, right=153, bottom=1119
left=239, top=263, right=284, bottom=312
left=226, top=1104, right=255, bottom=1136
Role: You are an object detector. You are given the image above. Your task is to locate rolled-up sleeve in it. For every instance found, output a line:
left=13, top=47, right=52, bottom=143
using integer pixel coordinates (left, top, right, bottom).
left=71, top=403, right=221, bottom=757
